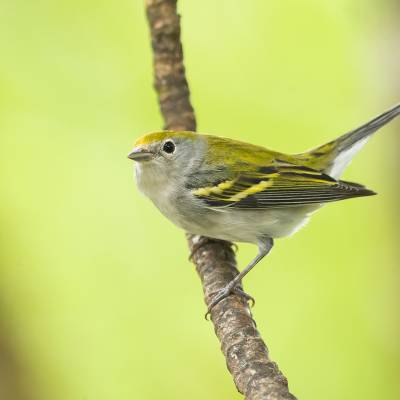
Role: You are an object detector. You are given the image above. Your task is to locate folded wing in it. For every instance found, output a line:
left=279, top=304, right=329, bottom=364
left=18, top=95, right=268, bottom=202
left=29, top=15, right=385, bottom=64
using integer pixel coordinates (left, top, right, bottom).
left=192, top=163, right=375, bottom=209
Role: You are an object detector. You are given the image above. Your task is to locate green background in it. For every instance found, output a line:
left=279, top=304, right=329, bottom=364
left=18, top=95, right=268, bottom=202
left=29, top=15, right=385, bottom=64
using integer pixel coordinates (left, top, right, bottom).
left=1, top=1, right=399, bottom=399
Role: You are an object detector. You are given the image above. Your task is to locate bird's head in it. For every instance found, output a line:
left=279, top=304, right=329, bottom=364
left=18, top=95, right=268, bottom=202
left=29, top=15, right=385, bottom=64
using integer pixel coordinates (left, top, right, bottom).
left=128, top=131, right=206, bottom=177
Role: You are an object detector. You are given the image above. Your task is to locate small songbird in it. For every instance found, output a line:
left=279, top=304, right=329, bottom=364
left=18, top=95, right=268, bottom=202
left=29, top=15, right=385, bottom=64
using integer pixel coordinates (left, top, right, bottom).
left=128, top=104, right=400, bottom=315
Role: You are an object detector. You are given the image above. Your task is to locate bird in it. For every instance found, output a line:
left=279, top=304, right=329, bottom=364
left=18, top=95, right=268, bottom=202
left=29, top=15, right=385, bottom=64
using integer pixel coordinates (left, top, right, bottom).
left=128, top=104, right=400, bottom=316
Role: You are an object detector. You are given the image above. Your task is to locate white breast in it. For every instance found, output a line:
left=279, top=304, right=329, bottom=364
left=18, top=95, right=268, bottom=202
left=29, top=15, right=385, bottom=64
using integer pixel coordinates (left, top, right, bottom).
left=135, top=163, right=188, bottom=229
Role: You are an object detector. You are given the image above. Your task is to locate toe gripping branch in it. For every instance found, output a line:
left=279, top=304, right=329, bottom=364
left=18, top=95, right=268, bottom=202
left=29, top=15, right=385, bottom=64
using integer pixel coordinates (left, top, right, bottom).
left=187, top=235, right=254, bottom=320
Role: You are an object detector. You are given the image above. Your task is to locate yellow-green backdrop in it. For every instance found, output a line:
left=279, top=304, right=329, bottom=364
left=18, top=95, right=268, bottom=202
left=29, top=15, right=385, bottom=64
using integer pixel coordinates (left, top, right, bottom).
left=0, top=1, right=399, bottom=399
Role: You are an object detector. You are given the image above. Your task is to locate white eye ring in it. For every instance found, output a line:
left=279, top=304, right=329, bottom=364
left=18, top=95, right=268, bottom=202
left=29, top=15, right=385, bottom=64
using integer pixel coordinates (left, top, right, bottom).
left=162, top=140, right=175, bottom=154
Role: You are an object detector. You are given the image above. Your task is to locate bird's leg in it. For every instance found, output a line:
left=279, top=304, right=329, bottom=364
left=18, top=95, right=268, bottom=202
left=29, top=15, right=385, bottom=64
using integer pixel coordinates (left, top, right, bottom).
left=206, top=238, right=274, bottom=319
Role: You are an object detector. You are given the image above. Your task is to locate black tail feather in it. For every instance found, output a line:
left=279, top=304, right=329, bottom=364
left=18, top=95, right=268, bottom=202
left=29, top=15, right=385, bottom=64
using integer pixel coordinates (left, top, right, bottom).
left=336, top=103, right=400, bottom=152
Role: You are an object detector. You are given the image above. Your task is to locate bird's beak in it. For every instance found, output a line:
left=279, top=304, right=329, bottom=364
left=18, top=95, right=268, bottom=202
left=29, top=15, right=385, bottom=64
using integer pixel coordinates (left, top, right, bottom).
left=127, top=148, right=154, bottom=162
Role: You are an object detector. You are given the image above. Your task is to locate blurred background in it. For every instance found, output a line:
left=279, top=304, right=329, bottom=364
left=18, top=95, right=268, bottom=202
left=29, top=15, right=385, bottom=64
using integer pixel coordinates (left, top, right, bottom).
left=0, top=0, right=399, bottom=399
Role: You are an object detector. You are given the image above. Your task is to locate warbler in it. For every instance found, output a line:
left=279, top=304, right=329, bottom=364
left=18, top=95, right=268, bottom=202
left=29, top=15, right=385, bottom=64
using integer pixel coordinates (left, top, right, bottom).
left=128, top=104, right=400, bottom=314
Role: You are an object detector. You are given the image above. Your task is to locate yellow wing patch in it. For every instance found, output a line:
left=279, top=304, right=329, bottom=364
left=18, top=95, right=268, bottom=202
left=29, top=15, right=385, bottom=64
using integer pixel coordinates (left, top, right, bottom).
left=192, top=180, right=235, bottom=196
left=228, top=180, right=273, bottom=202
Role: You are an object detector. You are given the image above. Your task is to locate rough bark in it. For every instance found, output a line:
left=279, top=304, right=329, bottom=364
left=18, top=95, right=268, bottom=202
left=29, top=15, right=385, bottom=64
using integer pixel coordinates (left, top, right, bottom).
left=145, top=1, right=296, bottom=399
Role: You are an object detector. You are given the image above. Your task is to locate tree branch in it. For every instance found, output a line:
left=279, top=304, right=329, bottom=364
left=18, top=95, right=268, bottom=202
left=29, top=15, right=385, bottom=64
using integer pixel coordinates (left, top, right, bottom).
left=144, top=1, right=296, bottom=399
left=0, top=319, right=31, bottom=400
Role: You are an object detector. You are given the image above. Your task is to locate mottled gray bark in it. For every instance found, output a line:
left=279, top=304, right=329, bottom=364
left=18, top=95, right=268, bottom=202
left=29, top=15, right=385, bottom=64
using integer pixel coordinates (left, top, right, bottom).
left=145, top=1, right=296, bottom=399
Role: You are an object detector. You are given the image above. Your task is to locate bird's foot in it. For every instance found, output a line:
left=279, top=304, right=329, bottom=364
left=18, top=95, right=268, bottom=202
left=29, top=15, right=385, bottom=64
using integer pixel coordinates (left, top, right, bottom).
left=233, top=286, right=255, bottom=307
left=205, top=285, right=255, bottom=320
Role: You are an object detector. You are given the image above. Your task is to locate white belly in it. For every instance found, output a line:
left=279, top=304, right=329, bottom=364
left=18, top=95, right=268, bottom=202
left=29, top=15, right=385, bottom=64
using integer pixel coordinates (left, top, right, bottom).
left=150, top=190, right=318, bottom=244
left=135, top=164, right=319, bottom=244
left=179, top=205, right=319, bottom=243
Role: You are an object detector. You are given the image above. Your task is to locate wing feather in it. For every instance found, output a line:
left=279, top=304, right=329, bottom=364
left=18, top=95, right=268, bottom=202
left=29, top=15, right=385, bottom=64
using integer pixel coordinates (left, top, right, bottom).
left=191, top=163, right=375, bottom=209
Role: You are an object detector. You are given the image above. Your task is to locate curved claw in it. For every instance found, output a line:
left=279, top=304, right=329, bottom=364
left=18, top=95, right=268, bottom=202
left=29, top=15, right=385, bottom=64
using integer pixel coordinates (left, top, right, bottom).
left=205, top=287, right=232, bottom=319
left=204, top=286, right=255, bottom=320
left=233, top=287, right=255, bottom=308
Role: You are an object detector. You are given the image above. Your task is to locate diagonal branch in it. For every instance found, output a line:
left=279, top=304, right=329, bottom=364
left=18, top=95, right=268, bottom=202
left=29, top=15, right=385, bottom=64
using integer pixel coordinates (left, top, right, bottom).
left=144, top=1, right=296, bottom=399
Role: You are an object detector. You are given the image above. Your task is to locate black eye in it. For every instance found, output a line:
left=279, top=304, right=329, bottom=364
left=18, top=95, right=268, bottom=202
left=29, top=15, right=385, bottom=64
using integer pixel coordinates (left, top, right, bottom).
left=162, top=140, right=175, bottom=154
